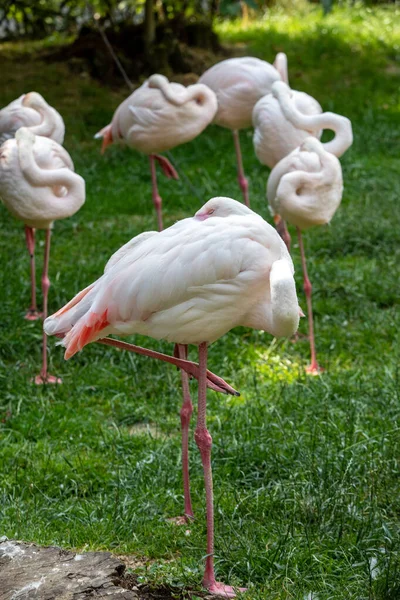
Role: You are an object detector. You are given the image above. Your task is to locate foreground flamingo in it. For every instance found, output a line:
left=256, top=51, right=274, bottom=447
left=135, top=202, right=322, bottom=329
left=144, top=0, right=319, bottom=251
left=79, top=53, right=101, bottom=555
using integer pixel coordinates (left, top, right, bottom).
left=95, top=74, right=218, bottom=231
left=267, top=137, right=343, bottom=373
left=0, top=92, right=66, bottom=318
left=0, top=127, right=85, bottom=383
left=199, top=54, right=288, bottom=207
left=253, top=80, right=352, bottom=249
left=44, top=197, right=300, bottom=597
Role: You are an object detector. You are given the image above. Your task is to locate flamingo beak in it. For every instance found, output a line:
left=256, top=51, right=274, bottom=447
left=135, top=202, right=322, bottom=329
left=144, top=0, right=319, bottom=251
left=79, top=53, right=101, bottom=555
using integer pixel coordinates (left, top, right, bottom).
left=194, top=212, right=208, bottom=221
left=299, top=306, right=305, bottom=318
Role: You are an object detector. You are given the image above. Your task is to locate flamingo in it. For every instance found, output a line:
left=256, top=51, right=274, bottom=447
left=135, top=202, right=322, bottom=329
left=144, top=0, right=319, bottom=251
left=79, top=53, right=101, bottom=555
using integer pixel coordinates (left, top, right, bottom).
left=267, top=137, right=343, bottom=373
left=0, top=92, right=66, bottom=320
left=44, top=196, right=301, bottom=597
left=0, top=127, right=85, bottom=383
left=198, top=54, right=288, bottom=208
left=0, top=91, right=65, bottom=146
left=253, top=80, right=352, bottom=249
left=95, top=74, right=218, bottom=231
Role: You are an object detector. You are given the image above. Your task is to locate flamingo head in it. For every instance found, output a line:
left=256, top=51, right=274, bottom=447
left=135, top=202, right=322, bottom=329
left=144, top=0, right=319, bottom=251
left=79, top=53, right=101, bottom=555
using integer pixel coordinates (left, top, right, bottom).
left=195, top=197, right=254, bottom=221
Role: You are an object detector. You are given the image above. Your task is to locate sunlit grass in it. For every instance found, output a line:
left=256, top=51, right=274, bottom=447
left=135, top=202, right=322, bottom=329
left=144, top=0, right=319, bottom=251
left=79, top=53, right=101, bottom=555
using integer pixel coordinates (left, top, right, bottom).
left=0, top=5, right=400, bottom=599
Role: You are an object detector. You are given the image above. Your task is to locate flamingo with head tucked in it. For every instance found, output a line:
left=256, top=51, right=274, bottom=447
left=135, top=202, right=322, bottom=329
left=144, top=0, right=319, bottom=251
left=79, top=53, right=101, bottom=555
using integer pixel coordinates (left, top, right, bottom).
left=44, top=196, right=301, bottom=597
left=253, top=80, right=352, bottom=249
left=0, top=127, right=85, bottom=383
left=0, top=92, right=66, bottom=319
left=95, top=74, right=218, bottom=231
left=0, top=92, right=65, bottom=146
left=198, top=54, right=288, bottom=207
left=267, top=137, right=343, bottom=373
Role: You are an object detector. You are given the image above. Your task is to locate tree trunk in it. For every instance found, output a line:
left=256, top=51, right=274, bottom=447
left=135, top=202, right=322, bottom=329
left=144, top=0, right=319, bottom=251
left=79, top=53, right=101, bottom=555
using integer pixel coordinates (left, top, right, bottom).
left=144, top=0, right=156, bottom=54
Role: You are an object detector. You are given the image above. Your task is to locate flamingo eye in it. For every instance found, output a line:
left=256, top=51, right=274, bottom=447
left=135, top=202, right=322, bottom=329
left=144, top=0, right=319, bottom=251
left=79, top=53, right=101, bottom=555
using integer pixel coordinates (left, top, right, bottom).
left=208, top=209, right=215, bottom=215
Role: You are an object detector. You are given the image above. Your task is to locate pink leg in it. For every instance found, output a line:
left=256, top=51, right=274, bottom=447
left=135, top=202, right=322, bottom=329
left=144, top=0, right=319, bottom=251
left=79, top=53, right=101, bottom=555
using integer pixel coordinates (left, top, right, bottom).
left=152, top=154, right=179, bottom=180
left=35, top=229, right=61, bottom=385
left=178, top=344, right=194, bottom=521
left=195, top=343, right=246, bottom=598
left=297, top=228, right=321, bottom=375
left=24, top=226, right=41, bottom=320
left=149, top=155, right=163, bottom=232
left=273, top=214, right=291, bottom=253
left=232, top=130, right=249, bottom=208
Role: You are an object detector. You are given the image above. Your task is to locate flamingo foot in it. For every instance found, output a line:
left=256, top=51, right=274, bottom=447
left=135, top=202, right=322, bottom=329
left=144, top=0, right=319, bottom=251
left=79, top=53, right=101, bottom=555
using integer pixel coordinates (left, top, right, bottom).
left=153, top=154, right=179, bottom=180
left=167, top=515, right=194, bottom=527
left=34, top=374, right=62, bottom=385
left=24, top=309, right=42, bottom=321
left=206, top=582, right=247, bottom=598
left=305, top=362, right=324, bottom=376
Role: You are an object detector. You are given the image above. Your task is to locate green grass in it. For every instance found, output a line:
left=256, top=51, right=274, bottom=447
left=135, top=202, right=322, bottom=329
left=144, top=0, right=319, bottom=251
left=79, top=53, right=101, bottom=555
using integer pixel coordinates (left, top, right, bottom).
left=1, top=4, right=400, bottom=598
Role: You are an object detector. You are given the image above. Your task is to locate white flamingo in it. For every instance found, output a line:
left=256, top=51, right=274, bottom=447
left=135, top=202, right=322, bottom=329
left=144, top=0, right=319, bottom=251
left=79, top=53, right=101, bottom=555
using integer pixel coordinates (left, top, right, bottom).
left=44, top=196, right=300, bottom=597
left=253, top=80, right=352, bottom=249
left=199, top=54, right=289, bottom=207
left=0, top=128, right=85, bottom=383
left=267, top=137, right=343, bottom=373
left=0, top=92, right=65, bottom=146
left=95, top=74, right=218, bottom=231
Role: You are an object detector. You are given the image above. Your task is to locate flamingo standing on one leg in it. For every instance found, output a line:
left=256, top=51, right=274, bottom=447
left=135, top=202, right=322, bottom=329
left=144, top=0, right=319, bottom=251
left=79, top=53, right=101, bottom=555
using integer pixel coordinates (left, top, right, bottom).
left=95, top=74, right=218, bottom=231
left=0, top=128, right=85, bottom=383
left=253, top=80, right=352, bottom=250
left=267, top=137, right=343, bottom=374
left=198, top=54, right=288, bottom=208
left=44, top=196, right=301, bottom=597
left=0, top=91, right=65, bottom=320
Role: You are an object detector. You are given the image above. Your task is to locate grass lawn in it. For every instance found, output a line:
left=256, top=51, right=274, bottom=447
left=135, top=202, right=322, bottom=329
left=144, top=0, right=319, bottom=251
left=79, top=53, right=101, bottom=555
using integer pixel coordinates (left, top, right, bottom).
left=1, top=4, right=400, bottom=598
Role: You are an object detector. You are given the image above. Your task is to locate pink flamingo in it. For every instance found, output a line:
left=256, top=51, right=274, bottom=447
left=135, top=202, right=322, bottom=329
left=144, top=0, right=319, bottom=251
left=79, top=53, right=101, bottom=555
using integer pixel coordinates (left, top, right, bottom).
left=0, top=92, right=66, bottom=319
left=199, top=54, right=288, bottom=207
left=267, top=137, right=343, bottom=373
left=0, top=128, right=85, bottom=383
left=95, top=74, right=218, bottom=231
left=44, top=196, right=301, bottom=597
left=253, top=80, right=352, bottom=249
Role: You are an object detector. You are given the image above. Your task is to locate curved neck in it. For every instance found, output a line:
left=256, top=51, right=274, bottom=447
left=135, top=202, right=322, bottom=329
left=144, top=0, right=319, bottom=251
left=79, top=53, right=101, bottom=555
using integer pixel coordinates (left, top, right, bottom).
left=243, top=259, right=299, bottom=338
left=273, top=52, right=289, bottom=85
left=268, top=259, right=299, bottom=337
left=148, top=74, right=215, bottom=107
left=17, top=131, right=83, bottom=199
left=273, top=81, right=353, bottom=157
left=24, top=96, right=63, bottom=140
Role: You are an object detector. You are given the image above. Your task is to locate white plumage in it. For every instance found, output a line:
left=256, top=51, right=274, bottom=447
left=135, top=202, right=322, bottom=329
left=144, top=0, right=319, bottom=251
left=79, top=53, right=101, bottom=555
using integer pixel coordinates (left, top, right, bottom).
left=0, top=128, right=84, bottom=229
left=199, top=56, right=284, bottom=130
left=44, top=197, right=300, bottom=358
left=267, top=137, right=344, bottom=230
left=253, top=81, right=353, bottom=168
left=0, top=92, right=65, bottom=146
left=97, top=74, right=218, bottom=154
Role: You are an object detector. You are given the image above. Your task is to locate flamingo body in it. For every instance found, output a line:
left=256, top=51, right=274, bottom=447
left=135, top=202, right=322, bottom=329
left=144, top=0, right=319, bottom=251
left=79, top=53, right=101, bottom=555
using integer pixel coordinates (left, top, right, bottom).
left=44, top=197, right=300, bottom=355
left=99, top=74, right=218, bottom=154
left=199, top=57, right=282, bottom=130
left=267, top=137, right=343, bottom=230
left=0, top=92, right=65, bottom=146
left=0, top=129, right=84, bottom=229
